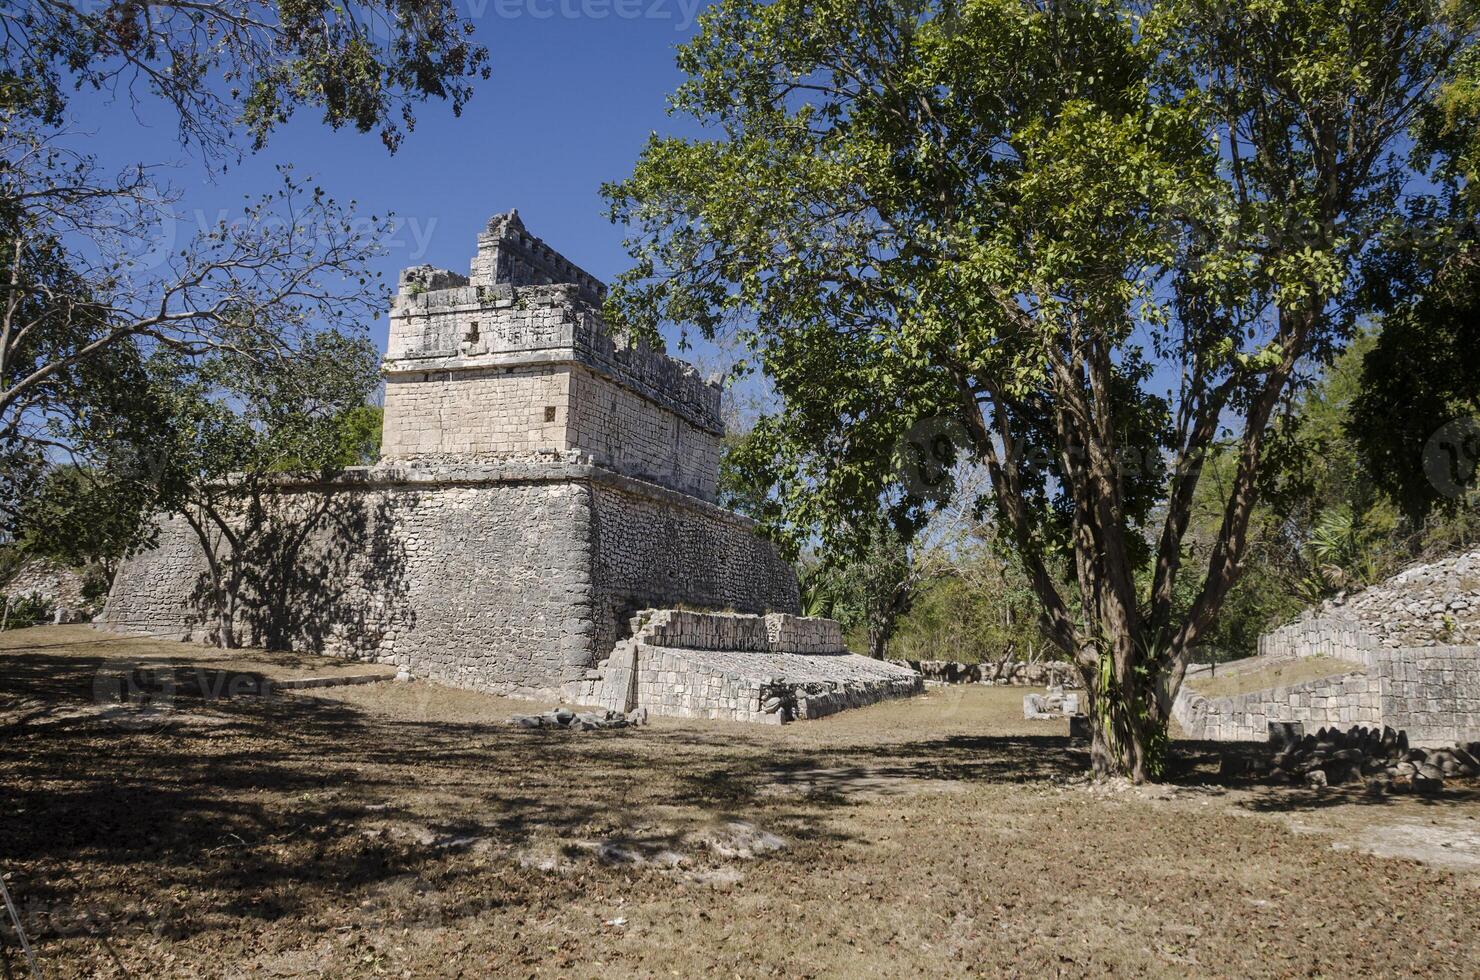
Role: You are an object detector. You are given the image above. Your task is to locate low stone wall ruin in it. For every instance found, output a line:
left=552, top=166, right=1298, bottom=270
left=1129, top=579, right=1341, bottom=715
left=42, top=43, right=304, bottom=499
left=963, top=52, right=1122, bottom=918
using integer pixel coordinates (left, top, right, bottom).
left=1256, top=616, right=1376, bottom=665
left=583, top=610, right=922, bottom=724
left=1175, top=640, right=1480, bottom=746
left=1175, top=670, right=1380, bottom=742
left=4, top=559, right=91, bottom=621
left=888, top=659, right=1081, bottom=688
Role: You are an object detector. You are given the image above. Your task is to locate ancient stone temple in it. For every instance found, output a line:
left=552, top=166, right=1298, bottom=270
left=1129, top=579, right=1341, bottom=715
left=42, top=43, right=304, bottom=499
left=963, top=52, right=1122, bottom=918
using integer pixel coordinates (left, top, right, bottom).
left=101, top=212, right=920, bottom=719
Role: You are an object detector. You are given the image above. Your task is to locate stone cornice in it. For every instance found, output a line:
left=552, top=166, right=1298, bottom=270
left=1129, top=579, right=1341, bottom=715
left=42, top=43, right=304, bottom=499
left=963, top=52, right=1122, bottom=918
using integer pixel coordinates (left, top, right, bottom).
left=263, top=458, right=761, bottom=531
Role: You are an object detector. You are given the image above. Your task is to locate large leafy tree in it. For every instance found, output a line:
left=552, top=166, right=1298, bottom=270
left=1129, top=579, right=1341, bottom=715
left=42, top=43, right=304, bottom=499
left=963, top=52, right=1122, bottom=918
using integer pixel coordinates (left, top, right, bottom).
left=0, top=1, right=488, bottom=542
left=0, top=161, right=392, bottom=517
left=606, top=0, right=1479, bottom=779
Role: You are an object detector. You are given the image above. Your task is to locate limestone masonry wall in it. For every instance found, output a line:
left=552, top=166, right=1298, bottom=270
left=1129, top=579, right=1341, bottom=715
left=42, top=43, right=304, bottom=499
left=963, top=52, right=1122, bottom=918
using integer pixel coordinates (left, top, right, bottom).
left=6, top=558, right=90, bottom=616
left=102, top=464, right=801, bottom=699
left=381, top=364, right=569, bottom=459
left=385, top=284, right=720, bottom=435
left=103, top=478, right=594, bottom=698
left=1257, top=616, right=1377, bottom=665
left=469, top=210, right=605, bottom=303
left=1178, top=616, right=1480, bottom=745
left=383, top=281, right=724, bottom=499
left=588, top=610, right=920, bottom=724
left=589, top=481, right=800, bottom=656
left=1175, top=670, right=1380, bottom=742
left=567, top=367, right=720, bottom=500
left=1373, top=646, right=1480, bottom=744
left=633, top=609, right=845, bottom=654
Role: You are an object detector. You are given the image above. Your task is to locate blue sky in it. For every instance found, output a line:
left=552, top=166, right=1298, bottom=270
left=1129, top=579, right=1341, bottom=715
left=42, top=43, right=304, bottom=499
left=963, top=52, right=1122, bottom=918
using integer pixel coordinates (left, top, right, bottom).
left=73, top=6, right=714, bottom=360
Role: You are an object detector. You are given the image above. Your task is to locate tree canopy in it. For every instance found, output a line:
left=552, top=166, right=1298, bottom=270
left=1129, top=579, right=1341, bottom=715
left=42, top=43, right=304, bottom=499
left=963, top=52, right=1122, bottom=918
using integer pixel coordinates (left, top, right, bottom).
left=4, top=0, right=490, bottom=156
left=0, top=1, right=486, bottom=562
left=607, top=0, right=1480, bottom=779
left=1352, top=248, right=1480, bottom=522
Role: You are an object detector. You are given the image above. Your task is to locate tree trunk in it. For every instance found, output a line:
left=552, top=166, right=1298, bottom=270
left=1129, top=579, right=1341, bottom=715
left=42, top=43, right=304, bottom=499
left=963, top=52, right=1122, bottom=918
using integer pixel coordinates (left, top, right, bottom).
left=1082, top=641, right=1169, bottom=783
left=220, top=583, right=239, bottom=649
left=182, top=508, right=238, bottom=650
left=867, top=623, right=890, bottom=660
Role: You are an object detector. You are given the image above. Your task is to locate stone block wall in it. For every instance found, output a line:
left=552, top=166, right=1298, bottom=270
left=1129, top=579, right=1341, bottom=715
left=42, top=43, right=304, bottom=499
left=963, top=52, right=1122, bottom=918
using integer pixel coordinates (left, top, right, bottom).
left=589, top=482, right=800, bottom=656
left=387, top=283, right=570, bottom=361
left=1256, top=616, right=1375, bottom=666
left=1176, top=635, right=1480, bottom=745
left=5, top=558, right=90, bottom=615
left=1174, top=670, right=1380, bottom=742
left=1373, top=646, right=1480, bottom=743
left=386, top=285, right=721, bottom=435
left=383, top=283, right=724, bottom=500
left=470, top=210, right=606, bottom=304
left=102, top=477, right=595, bottom=699
left=100, top=462, right=801, bottom=700
left=381, top=364, right=570, bottom=459
left=586, top=609, right=920, bottom=723
left=566, top=367, right=721, bottom=500
left=613, top=609, right=845, bottom=655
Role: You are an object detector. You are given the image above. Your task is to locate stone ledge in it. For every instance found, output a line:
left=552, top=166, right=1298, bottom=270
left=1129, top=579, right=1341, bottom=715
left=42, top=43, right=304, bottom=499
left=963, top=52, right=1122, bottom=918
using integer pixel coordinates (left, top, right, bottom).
left=253, top=458, right=762, bottom=531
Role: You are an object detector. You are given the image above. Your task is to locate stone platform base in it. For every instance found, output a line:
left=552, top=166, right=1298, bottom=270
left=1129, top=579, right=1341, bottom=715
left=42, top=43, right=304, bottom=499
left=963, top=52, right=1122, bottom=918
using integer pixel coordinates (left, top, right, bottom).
left=1173, top=640, right=1480, bottom=746
left=572, top=609, right=922, bottom=724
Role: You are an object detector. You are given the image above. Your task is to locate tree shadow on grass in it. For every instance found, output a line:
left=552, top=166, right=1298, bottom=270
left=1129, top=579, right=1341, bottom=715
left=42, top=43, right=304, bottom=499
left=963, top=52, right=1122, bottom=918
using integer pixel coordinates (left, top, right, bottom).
left=653, top=725, right=1480, bottom=818
left=0, top=652, right=856, bottom=954
left=1164, top=737, right=1480, bottom=813
left=640, top=729, right=1090, bottom=813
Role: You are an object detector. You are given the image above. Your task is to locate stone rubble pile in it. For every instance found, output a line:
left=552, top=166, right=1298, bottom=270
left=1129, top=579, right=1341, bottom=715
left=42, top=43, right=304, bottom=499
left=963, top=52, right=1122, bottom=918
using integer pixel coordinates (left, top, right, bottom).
left=888, top=659, right=1082, bottom=688
left=1316, top=547, right=1480, bottom=648
left=1246, top=723, right=1480, bottom=792
left=509, top=706, right=648, bottom=731
left=758, top=679, right=795, bottom=720
left=1023, top=685, right=1080, bottom=720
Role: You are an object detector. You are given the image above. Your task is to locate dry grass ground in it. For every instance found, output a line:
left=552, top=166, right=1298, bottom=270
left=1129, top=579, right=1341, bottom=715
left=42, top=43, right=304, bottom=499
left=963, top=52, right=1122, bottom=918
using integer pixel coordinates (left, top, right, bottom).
left=2, top=626, right=1479, bottom=978
left=1187, top=655, right=1366, bottom=699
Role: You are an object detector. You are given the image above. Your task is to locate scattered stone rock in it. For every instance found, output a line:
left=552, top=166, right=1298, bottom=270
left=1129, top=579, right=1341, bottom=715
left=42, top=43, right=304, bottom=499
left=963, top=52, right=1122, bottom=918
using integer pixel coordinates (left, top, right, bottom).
left=1268, top=721, right=1305, bottom=748
left=887, top=659, right=1082, bottom=688
left=689, top=821, right=787, bottom=860
left=1317, top=547, right=1480, bottom=647
left=1023, top=685, right=1079, bottom=720
left=1248, top=724, right=1480, bottom=794
left=508, top=708, right=633, bottom=731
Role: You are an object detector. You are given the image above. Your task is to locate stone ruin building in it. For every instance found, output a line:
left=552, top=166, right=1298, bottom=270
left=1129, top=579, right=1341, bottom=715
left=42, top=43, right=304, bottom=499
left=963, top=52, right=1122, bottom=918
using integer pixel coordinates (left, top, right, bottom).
left=1174, top=548, right=1480, bottom=746
left=100, top=211, right=920, bottom=721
